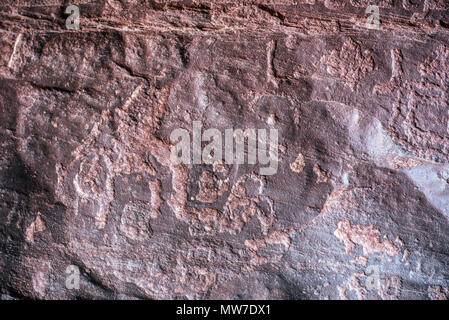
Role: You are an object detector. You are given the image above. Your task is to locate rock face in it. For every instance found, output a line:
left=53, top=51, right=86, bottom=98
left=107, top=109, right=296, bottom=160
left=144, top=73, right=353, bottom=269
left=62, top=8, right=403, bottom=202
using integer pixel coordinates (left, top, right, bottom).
left=0, top=0, right=449, bottom=300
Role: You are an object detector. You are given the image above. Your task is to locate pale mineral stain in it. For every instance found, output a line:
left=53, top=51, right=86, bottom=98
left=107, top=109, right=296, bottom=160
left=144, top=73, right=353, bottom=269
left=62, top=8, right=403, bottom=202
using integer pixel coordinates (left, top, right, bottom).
left=334, top=220, right=400, bottom=256
left=25, top=213, right=46, bottom=242
left=290, top=153, right=305, bottom=174
left=313, top=164, right=331, bottom=183
left=8, top=33, right=22, bottom=69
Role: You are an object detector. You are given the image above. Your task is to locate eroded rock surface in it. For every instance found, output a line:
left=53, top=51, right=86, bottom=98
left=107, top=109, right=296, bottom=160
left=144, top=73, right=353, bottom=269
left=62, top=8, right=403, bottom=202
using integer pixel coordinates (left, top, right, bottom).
left=0, top=0, right=449, bottom=300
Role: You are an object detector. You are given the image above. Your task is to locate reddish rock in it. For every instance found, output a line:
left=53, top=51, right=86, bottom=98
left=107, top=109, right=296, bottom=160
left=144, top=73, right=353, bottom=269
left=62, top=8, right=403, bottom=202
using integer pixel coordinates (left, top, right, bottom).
left=0, top=0, right=448, bottom=300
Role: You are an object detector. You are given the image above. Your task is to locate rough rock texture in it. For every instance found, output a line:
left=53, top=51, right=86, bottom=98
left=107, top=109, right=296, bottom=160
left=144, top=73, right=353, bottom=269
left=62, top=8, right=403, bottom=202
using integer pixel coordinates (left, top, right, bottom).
left=1, top=0, right=449, bottom=300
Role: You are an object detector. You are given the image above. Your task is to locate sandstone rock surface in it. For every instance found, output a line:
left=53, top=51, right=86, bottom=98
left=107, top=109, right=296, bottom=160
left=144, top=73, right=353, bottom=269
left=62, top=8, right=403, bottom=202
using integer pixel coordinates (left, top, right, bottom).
left=0, top=0, right=449, bottom=300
